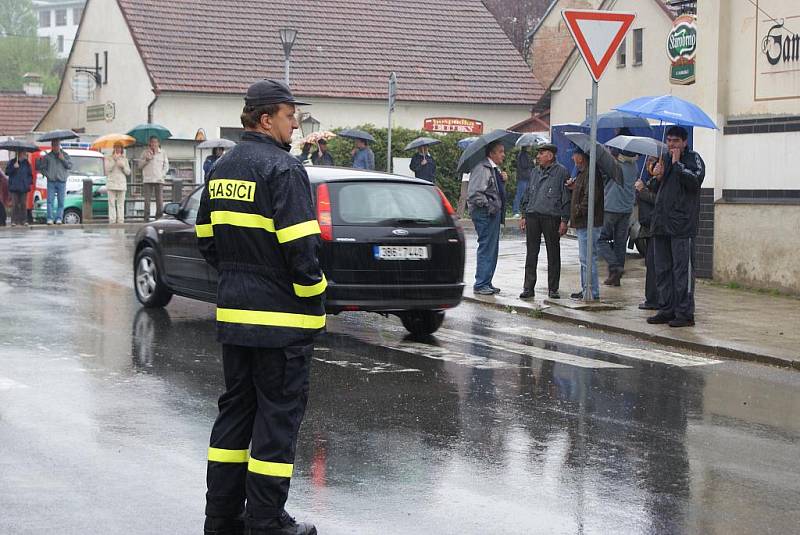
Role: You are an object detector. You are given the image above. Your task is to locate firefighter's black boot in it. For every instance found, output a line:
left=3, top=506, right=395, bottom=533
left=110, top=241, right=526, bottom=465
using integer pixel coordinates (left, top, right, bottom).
left=205, top=514, right=245, bottom=535
left=246, top=510, right=316, bottom=535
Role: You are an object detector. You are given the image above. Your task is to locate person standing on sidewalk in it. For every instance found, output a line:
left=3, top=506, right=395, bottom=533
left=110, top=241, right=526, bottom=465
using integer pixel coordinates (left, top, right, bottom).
left=105, top=143, right=131, bottom=224
left=38, top=140, right=72, bottom=225
left=351, top=138, right=375, bottom=170
left=636, top=157, right=659, bottom=310
left=5, top=151, right=33, bottom=227
left=467, top=140, right=506, bottom=295
left=518, top=143, right=570, bottom=300
left=513, top=146, right=533, bottom=217
left=597, top=148, right=639, bottom=286
left=410, top=145, right=436, bottom=182
left=139, top=136, right=169, bottom=221
left=196, top=79, right=324, bottom=535
left=647, top=126, right=705, bottom=328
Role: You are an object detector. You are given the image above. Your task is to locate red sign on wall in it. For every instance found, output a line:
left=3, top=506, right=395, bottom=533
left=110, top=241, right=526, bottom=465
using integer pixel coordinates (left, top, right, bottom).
left=423, top=117, right=484, bottom=134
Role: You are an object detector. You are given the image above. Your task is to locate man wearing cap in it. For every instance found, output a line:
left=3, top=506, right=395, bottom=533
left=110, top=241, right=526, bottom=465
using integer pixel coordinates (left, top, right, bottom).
left=311, top=139, right=334, bottom=166
left=519, top=144, right=571, bottom=299
left=197, top=79, right=324, bottom=535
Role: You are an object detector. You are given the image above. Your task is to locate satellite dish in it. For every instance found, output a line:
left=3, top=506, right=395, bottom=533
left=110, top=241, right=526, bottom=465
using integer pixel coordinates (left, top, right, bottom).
left=70, top=71, right=97, bottom=103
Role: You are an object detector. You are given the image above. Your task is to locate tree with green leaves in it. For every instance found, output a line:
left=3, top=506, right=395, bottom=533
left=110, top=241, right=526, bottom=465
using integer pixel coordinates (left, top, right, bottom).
left=0, top=0, right=61, bottom=94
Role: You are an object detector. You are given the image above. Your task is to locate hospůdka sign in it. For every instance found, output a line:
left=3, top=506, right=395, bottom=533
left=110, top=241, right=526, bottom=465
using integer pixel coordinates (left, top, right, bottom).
left=423, top=117, right=483, bottom=134
left=667, top=15, right=697, bottom=85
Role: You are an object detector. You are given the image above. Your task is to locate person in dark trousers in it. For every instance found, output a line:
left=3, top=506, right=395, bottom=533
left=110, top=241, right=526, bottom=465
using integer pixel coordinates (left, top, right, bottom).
left=409, top=145, right=436, bottom=182
left=6, top=152, right=33, bottom=227
left=518, top=143, right=570, bottom=300
left=467, top=140, right=506, bottom=295
left=311, top=139, right=334, bottom=166
left=513, top=146, right=533, bottom=217
left=598, top=147, right=639, bottom=286
left=204, top=147, right=226, bottom=179
left=197, top=79, right=325, bottom=535
left=647, top=126, right=705, bottom=328
left=636, top=157, right=659, bottom=310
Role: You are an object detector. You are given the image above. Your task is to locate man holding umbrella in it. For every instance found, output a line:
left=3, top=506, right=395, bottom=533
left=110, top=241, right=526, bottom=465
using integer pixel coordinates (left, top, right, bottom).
left=38, top=139, right=73, bottom=225
left=409, top=144, right=436, bottom=182
left=351, top=138, right=375, bottom=170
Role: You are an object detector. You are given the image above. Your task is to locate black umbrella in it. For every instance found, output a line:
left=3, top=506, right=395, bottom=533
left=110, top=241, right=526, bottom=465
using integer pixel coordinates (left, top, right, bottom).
left=580, top=111, right=651, bottom=130
left=0, top=139, right=38, bottom=152
left=456, top=129, right=521, bottom=174
left=37, top=129, right=80, bottom=142
left=338, top=129, right=375, bottom=143
left=404, top=137, right=441, bottom=150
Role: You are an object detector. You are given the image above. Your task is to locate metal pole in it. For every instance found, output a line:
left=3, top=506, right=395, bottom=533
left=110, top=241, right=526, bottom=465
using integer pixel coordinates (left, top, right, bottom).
left=386, top=100, right=392, bottom=173
left=284, top=54, right=290, bottom=86
left=585, top=80, right=599, bottom=302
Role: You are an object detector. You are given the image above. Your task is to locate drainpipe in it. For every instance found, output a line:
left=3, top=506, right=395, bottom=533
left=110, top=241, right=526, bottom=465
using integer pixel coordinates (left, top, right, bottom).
left=147, top=90, right=158, bottom=123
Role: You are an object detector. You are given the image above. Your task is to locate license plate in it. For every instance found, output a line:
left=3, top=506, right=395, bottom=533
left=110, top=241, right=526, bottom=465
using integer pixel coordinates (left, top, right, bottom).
left=373, top=245, right=429, bottom=260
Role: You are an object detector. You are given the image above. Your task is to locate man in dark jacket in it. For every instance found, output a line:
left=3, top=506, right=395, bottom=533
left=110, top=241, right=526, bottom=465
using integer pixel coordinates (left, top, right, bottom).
left=311, top=139, right=334, bottom=166
left=410, top=145, right=436, bottom=182
left=518, top=144, right=570, bottom=299
left=647, top=126, right=705, bottom=328
left=196, top=79, right=324, bottom=535
left=6, top=151, right=34, bottom=226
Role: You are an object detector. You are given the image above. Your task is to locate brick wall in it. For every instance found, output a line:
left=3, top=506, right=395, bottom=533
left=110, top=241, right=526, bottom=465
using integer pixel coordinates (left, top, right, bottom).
left=695, top=188, right=714, bottom=278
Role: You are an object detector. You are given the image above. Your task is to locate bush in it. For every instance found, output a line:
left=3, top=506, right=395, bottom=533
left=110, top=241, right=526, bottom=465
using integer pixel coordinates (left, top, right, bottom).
left=323, top=125, right=534, bottom=209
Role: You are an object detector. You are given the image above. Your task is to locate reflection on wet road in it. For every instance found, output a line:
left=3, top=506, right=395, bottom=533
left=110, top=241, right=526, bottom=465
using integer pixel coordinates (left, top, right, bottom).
left=1, top=229, right=798, bottom=534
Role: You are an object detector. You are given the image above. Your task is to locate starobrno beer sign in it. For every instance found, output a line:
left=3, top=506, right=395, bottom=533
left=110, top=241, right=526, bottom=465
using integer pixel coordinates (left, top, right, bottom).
left=667, top=15, right=697, bottom=85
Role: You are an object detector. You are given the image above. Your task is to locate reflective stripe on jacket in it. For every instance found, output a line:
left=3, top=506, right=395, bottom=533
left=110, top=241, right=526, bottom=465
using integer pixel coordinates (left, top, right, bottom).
left=196, top=131, right=326, bottom=348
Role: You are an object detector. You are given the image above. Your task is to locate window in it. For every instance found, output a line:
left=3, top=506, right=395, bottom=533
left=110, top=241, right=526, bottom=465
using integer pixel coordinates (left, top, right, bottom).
left=334, top=183, right=446, bottom=226
left=616, top=37, right=626, bottom=67
left=39, top=36, right=50, bottom=49
left=57, top=35, right=64, bottom=53
left=39, top=10, right=51, bottom=27
left=633, top=28, right=644, bottom=65
left=182, top=188, right=203, bottom=223
left=55, top=9, right=67, bottom=26
left=73, top=7, right=83, bottom=23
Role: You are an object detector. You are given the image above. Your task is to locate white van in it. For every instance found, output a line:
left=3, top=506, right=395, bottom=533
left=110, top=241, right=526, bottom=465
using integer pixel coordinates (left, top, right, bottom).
left=35, top=148, right=106, bottom=193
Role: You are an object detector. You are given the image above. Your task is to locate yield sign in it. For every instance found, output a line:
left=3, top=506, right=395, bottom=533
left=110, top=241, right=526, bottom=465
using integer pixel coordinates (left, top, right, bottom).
left=562, top=9, right=636, bottom=82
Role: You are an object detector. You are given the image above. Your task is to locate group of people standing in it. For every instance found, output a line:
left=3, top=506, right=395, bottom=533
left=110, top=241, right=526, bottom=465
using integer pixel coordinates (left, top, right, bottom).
left=467, top=125, right=705, bottom=328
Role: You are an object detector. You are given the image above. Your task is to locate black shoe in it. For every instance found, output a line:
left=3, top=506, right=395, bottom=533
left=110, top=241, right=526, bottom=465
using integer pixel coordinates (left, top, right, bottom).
left=604, top=271, right=622, bottom=286
left=489, top=285, right=501, bottom=294
left=247, top=511, right=316, bottom=535
left=519, top=290, right=534, bottom=299
left=647, top=313, right=674, bottom=324
left=205, top=515, right=244, bottom=535
left=638, top=302, right=659, bottom=310
left=570, top=291, right=583, bottom=299
left=548, top=290, right=560, bottom=299
left=668, top=318, right=695, bottom=328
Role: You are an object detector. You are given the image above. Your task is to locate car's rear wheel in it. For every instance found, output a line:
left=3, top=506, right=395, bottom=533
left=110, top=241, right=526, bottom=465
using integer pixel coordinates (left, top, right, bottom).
left=63, top=208, right=81, bottom=225
left=399, top=310, right=445, bottom=335
left=135, top=246, right=172, bottom=308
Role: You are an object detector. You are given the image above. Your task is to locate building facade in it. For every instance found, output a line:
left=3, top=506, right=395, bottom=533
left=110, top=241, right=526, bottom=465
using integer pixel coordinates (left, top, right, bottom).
left=33, top=0, right=86, bottom=59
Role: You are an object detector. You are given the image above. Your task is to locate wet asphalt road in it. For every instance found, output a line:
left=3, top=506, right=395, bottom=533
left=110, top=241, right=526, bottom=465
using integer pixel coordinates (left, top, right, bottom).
left=0, top=228, right=799, bottom=535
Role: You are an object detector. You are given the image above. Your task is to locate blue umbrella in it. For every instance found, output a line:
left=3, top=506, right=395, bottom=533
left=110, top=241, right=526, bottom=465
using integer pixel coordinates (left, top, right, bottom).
left=579, top=111, right=651, bottom=130
left=614, top=95, right=718, bottom=129
left=458, top=136, right=478, bottom=150
left=456, top=130, right=520, bottom=174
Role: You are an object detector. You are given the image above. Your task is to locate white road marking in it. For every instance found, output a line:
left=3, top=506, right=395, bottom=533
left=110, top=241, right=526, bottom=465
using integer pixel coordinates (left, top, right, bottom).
left=485, top=326, right=722, bottom=367
left=0, top=376, right=29, bottom=391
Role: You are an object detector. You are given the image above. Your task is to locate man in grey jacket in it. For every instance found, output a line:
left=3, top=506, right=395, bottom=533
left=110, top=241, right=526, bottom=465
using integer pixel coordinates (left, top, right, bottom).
left=467, top=140, right=506, bottom=295
left=518, top=144, right=570, bottom=299
left=38, top=140, right=72, bottom=225
left=598, top=149, right=639, bottom=286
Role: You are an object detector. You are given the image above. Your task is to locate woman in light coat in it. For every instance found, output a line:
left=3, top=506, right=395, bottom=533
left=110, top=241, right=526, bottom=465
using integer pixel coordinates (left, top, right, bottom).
left=105, top=143, right=131, bottom=224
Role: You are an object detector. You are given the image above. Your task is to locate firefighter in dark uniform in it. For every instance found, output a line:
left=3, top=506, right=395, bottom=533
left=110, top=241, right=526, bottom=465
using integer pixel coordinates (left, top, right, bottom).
left=198, top=79, right=325, bottom=535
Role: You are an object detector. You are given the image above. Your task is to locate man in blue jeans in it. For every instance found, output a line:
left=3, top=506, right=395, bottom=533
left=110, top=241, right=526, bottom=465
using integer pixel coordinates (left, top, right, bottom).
left=467, top=140, right=507, bottom=295
left=37, top=140, right=72, bottom=225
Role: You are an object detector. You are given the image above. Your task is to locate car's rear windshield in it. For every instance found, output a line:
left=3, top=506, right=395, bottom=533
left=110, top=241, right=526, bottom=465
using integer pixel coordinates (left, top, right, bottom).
left=332, top=181, right=447, bottom=226
left=71, top=156, right=105, bottom=177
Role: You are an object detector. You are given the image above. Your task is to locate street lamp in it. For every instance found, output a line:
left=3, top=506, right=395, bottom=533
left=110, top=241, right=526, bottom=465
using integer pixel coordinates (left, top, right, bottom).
left=279, top=28, right=298, bottom=86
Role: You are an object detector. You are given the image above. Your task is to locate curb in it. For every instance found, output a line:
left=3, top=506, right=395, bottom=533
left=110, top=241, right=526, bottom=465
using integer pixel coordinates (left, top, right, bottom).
left=462, top=295, right=799, bottom=371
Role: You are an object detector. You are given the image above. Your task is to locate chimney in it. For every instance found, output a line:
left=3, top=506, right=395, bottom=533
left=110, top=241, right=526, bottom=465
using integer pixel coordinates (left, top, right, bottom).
left=23, top=73, right=44, bottom=96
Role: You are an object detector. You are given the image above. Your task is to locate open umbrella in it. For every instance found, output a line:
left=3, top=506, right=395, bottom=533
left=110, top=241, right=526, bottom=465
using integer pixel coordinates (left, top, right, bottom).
left=456, top=129, right=521, bottom=174
left=515, top=133, right=550, bottom=147
left=457, top=137, right=479, bottom=150
left=404, top=137, right=441, bottom=151
left=197, top=138, right=236, bottom=150
left=605, top=135, right=667, bottom=158
left=127, top=123, right=173, bottom=145
left=579, top=111, right=651, bottom=130
left=614, top=95, right=718, bottom=129
left=90, top=133, right=136, bottom=151
left=37, top=129, right=79, bottom=142
left=338, top=129, right=375, bottom=143
left=0, top=139, right=38, bottom=152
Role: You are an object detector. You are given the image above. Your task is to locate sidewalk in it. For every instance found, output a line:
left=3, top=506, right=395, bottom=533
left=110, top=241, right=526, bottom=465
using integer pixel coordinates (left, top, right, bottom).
left=462, top=230, right=800, bottom=370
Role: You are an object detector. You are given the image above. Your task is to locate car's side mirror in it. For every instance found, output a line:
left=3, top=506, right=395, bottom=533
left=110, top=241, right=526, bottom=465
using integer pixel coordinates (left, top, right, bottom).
left=163, top=202, right=181, bottom=218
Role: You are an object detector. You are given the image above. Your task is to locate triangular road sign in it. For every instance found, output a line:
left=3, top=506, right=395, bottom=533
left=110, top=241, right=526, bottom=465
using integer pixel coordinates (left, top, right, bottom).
left=562, top=9, right=636, bottom=82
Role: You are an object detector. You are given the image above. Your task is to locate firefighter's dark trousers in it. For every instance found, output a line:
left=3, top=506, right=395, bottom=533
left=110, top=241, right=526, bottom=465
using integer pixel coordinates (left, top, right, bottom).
left=206, top=341, right=313, bottom=526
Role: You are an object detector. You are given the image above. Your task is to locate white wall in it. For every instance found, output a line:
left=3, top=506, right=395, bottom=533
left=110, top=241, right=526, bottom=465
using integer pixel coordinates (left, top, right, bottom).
left=720, top=131, right=800, bottom=189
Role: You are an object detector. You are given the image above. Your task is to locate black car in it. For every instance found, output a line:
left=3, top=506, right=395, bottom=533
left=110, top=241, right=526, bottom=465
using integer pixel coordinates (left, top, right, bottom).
left=133, top=167, right=465, bottom=335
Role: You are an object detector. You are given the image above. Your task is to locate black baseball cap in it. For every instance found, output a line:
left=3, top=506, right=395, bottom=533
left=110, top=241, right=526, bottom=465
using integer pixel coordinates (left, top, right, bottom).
left=244, top=79, right=309, bottom=107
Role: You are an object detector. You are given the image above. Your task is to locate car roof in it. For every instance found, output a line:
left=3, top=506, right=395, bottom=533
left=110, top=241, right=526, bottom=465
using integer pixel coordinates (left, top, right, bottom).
left=305, top=166, right=432, bottom=185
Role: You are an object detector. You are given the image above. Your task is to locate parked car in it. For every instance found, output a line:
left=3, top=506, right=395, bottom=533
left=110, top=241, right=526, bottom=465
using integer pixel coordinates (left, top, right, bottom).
left=133, top=167, right=465, bottom=335
left=32, top=178, right=108, bottom=224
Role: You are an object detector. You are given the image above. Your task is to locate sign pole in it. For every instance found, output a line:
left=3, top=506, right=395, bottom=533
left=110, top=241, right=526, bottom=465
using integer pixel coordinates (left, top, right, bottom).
left=585, top=80, right=599, bottom=302
left=387, top=72, right=397, bottom=173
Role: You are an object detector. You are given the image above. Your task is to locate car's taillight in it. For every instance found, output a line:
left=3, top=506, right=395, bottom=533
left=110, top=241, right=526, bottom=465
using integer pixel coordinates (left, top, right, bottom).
left=316, top=183, right=333, bottom=241
left=436, top=187, right=456, bottom=217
